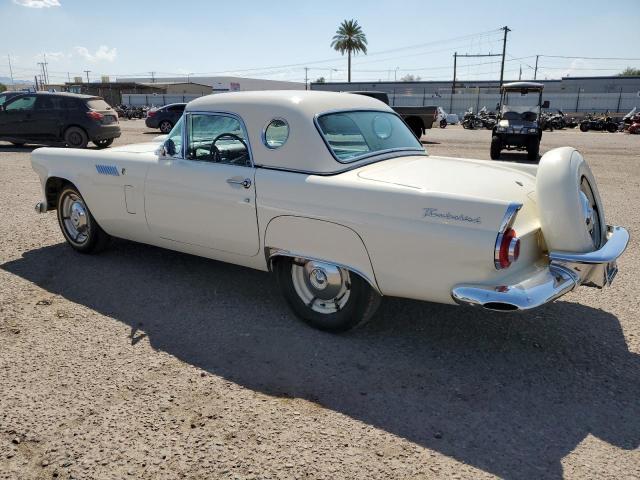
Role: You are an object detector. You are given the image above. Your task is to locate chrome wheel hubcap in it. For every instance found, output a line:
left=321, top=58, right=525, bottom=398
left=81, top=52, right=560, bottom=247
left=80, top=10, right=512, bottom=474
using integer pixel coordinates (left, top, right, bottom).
left=291, top=259, right=351, bottom=314
left=62, top=193, right=89, bottom=244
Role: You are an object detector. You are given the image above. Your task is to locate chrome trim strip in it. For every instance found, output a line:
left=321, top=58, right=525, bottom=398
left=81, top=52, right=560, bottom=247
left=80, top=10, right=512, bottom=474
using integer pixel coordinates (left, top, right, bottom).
left=265, top=247, right=382, bottom=295
left=494, top=202, right=523, bottom=270
left=313, top=108, right=425, bottom=165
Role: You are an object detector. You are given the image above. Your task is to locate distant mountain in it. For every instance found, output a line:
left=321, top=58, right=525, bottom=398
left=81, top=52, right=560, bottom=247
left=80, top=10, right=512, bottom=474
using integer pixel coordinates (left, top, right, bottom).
left=0, top=76, right=32, bottom=87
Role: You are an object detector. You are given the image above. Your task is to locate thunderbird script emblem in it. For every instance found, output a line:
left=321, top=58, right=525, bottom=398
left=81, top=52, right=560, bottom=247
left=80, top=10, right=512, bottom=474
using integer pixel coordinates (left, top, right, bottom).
left=423, top=208, right=481, bottom=224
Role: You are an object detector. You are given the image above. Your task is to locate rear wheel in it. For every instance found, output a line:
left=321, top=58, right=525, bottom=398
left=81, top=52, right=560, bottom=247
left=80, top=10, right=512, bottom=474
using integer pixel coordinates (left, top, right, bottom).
left=439, top=119, right=447, bottom=128
left=57, top=186, right=110, bottom=253
left=275, top=257, right=380, bottom=332
left=490, top=136, right=502, bottom=160
left=64, top=127, right=88, bottom=149
left=159, top=120, right=173, bottom=134
left=527, top=138, right=540, bottom=162
left=579, top=122, right=589, bottom=132
left=93, top=138, right=114, bottom=149
left=606, top=123, right=617, bottom=133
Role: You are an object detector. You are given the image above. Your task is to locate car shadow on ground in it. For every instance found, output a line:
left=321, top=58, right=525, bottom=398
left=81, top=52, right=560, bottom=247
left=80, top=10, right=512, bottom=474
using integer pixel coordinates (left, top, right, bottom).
left=0, top=144, right=40, bottom=153
left=496, top=151, right=539, bottom=164
left=2, top=240, right=638, bottom=479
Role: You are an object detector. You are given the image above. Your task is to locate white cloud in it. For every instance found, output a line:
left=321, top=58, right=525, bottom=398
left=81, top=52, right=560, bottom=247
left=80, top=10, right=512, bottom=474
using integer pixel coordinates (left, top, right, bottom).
left=73, top=45, right=117, bottom=63
left=13, top=0, right=61, bottom=8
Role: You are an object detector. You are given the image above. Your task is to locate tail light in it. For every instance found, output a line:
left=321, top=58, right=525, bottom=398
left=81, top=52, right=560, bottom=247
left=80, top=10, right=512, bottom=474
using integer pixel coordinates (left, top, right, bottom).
left=494, top=203, right=523, bottom=270
left=147, top=110, right=156, bottom=117
left=86, top=110, right=104, bottom=121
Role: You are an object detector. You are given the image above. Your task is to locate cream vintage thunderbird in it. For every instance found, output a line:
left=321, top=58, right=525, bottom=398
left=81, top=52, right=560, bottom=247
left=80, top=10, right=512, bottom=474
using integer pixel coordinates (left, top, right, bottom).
left=31, top=91, right=629, bottom=331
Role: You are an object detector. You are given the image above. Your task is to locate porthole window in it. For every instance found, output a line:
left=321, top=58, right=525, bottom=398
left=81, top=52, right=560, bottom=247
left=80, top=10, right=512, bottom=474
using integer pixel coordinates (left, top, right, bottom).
left=263, top=119, right=289, bottom=149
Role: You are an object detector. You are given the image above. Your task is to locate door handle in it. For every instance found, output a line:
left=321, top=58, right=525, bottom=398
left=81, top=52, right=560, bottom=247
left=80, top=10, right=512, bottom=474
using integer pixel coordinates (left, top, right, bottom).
left=226, top=177, right=252, bottom=189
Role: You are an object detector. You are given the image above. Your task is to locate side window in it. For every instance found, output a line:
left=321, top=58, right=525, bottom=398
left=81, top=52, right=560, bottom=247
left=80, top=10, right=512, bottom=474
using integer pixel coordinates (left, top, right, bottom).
left=168, top=104, right=184, bottom=112
left=186, top=114, right=250, bottom=167
left=35, top=96, right=64, bottom=111
left=165, top=115, right=184, bottom=158
left=5, top=95, right=36, bottom=112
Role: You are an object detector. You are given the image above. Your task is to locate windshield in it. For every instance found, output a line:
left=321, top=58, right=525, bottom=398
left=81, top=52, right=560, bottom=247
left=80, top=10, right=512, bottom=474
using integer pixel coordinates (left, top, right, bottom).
left=501, top=90, right=542, bottom=121
left=316, top=111, right=423, bottom=162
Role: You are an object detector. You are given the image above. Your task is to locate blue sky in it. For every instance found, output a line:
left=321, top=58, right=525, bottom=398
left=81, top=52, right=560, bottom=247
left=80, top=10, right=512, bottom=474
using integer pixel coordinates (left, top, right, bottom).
left=1, top=0, right=639, bottom=84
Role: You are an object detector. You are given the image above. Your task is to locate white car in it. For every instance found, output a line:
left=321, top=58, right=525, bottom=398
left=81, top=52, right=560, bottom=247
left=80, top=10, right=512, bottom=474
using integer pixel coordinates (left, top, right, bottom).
left=31, top=91, right=628, bottom=332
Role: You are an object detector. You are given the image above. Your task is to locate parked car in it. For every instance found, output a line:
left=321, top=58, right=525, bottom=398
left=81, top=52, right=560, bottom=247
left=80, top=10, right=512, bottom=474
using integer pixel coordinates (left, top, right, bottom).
left=0, top=92, right=120, bottom=148
left=31, top=91, right=628, bottom=332
left=145, top=103, right=186, bottom=133
left=347, top=91, right=438, bottom=138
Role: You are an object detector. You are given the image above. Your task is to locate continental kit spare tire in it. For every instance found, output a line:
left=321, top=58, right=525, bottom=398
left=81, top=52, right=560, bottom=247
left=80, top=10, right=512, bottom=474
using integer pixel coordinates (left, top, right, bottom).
left=536, top=147, right=606, bottom=253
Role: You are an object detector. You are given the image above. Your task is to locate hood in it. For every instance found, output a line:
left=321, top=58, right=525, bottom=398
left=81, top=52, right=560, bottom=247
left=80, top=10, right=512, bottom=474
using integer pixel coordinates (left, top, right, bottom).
left=108, top=142, right=161, bottom=154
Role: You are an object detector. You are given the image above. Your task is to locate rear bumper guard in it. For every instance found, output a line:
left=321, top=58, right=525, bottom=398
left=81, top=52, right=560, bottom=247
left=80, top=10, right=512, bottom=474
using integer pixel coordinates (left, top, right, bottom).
left=451, top=225, right=629, bottom=312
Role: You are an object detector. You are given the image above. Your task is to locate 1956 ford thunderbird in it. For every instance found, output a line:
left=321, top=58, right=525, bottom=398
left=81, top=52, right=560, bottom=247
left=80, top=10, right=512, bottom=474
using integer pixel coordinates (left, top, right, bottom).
left=31, top=91, right=629, bottom=332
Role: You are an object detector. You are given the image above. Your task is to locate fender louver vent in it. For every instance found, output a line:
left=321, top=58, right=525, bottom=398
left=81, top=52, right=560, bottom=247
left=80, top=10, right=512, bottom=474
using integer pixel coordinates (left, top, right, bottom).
left=95, top=164, right=120, bottom=176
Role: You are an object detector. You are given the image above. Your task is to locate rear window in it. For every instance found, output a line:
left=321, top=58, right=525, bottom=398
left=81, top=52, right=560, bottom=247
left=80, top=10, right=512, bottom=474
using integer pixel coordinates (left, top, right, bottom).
left=86, top=99, right=112, bottom=110
left=167, top=104, right=185, bottom=112
left=316, top=110, right=423, bottom=162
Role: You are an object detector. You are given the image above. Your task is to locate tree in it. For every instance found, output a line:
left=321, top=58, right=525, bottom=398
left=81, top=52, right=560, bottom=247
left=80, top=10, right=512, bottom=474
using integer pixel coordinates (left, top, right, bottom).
left=401, top=74, right=421, bottom=82
left=315, top=77, right=326, bottom=83
left=331, top=19, right=367, bottom=83
left=0, top=83, right=6, bottom=93
left=619, top=67, right=640, bottom=76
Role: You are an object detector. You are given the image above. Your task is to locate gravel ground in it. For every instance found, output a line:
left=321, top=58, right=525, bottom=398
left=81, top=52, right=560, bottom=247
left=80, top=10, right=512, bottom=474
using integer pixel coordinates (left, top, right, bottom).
left=0, top=121, right=638, bottom=480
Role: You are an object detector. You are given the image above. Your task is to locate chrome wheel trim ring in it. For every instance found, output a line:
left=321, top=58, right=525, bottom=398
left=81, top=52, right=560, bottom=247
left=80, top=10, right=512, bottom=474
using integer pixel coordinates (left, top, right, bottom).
left=580, top=177, right=602, bottom=249
left=291, top=259, right=351, bottom=314
left=61, top=193, right=90, bottom=245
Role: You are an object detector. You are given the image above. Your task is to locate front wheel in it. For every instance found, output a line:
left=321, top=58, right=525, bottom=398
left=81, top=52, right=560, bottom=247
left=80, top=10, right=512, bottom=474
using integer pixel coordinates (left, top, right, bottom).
left=439, top=119, right=447, bottom=128
left=490, top=136, right=502, bottom=160
left=275, top=257, right=381, bottom=332
left=57, top=186, right=110, bottom=253
left=527, top=138, right=540, bottom=162
left=606, top=123, right=617, bottom=133
left=579, top=123, right=589, bottom=132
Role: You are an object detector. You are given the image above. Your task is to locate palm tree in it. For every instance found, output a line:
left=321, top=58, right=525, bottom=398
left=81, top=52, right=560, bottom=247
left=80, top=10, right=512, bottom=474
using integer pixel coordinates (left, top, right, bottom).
left=331, top=19, right=368, bottom=83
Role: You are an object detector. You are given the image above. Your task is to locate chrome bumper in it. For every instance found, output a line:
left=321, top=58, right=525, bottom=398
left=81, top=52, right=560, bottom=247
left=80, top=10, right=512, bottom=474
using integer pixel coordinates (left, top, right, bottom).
left=451, top=225, right=629, bottom=312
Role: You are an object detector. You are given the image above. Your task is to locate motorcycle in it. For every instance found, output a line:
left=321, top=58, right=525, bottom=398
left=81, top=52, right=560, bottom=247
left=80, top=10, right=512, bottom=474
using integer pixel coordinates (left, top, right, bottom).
left=478, top=106, right=497, bottom=130
left=620, top=107, right=637, bottom=132
left=580, top=112, right=618, bottom=133
left=627, top=111, right=640, bottom=134
left=462, top=108, right=484, bottom=130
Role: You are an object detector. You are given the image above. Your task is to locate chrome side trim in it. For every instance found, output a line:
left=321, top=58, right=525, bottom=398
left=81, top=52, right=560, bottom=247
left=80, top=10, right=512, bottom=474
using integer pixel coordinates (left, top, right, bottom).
left=265, top=247, right=382, bottom=295
left=494, top=202, right=523, bottom=269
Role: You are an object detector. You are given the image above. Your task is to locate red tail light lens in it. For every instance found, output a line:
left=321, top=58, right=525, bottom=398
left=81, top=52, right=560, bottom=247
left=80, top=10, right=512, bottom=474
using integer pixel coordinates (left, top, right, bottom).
left=497, top=228, right=520, bottom=269
left=86, top=110, right=104, bottom=121
left=147, top=110, right=156, bottom=117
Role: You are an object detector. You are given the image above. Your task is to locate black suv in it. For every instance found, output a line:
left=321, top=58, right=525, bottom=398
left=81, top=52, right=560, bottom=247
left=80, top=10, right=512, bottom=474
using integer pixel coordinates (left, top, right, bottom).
left=0, top=92, right=121, bottom=149
left=145, top=103, right=186, bottom=133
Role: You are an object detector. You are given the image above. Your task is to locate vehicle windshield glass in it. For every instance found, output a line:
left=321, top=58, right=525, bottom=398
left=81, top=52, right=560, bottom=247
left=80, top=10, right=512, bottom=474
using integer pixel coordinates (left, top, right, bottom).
left=501, top=90, right=541, bottom=120
left=316, top=111, right=423, bottom=162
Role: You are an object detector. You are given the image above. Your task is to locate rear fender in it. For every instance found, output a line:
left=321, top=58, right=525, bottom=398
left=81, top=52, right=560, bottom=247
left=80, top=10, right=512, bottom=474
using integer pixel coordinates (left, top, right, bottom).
left=264, top=216, right=380, bottom=294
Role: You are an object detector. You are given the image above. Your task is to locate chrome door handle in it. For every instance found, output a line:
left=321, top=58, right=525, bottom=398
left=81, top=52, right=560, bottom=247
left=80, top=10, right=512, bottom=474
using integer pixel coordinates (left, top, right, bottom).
left=226, top=177, right=252, bottom=189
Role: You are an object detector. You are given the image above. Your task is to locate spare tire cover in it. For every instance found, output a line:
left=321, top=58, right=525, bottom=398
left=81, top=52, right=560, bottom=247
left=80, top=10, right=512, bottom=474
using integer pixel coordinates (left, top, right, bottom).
left=536, top=147, right=606, bottom=253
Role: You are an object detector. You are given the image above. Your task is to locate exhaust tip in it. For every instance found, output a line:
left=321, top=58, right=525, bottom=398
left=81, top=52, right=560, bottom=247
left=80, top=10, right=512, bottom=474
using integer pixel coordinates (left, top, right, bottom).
left=482, top=302, right=520, bottom=312
left=35, top=202, right=47, bottom=214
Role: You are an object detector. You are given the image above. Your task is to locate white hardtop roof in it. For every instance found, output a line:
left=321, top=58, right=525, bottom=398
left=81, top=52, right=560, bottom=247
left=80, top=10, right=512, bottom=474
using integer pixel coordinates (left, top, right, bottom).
left=185, top=91, right=405, bottom=174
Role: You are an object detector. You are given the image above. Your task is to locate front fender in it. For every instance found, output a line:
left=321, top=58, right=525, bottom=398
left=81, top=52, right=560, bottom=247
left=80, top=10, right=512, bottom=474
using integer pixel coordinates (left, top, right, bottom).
left=264, top=215, right=380, bottom=294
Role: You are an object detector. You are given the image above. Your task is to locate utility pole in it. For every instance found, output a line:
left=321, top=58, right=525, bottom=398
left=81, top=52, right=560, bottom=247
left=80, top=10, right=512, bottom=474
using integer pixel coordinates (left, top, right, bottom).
left=84, top=70, right=91, bottom=84
left=498, top=26, right=511, bottom=89
left=450, top=52, right=457, bottom=112
left=519, top=65, right=522, bottom=81
left=67, top=72, right=71, bottom=83
left=43, top=54, right=49, bottom=85
left=150, top=71, right=155, bottom=83
left=304, top=67, right=308, bottom=90
left=37, top=62, right=46, bottom=88
left=533, top=55, right=539, bottom=80
left=7, top=55, right=15, bottom=90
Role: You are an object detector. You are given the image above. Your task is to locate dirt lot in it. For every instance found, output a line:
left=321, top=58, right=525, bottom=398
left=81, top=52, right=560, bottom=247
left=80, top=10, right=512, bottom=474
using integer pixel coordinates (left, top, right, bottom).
left=0, top=121, right=638, bottom=479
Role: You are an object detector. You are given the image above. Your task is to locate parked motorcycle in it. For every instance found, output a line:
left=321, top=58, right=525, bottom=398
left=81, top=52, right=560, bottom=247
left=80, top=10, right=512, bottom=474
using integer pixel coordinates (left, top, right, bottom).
left=620, top=107, right=637, bottom=132
left=462, top=108, right=484, bottom=129
left=627, top=111, right=640, bottom=134
left=478, top=106, right=497, bottom=130
left=580, top=112, right=618, bottom=133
